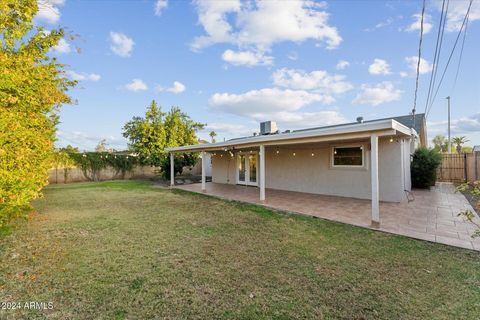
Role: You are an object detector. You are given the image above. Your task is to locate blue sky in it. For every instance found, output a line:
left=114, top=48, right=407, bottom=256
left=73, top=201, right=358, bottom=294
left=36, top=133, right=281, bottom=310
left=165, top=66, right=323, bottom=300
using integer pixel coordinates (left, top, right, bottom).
left=36, top=0, right=480, bottom=150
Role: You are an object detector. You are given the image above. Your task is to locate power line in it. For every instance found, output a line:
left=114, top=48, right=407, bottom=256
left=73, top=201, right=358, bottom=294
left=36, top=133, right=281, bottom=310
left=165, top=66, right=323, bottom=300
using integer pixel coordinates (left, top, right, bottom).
left=426, top=0, right=473, bottom=117
left=412, top=0, right=426, bottom=118
left=451, top=12, right=469, bottom=93
left=424, top=0, right=448, bottom=114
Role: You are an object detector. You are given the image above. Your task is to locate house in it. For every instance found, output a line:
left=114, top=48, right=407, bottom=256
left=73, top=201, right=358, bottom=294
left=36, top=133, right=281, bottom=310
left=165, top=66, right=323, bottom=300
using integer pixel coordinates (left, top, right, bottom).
left=166, top=114, right=420, bottom=224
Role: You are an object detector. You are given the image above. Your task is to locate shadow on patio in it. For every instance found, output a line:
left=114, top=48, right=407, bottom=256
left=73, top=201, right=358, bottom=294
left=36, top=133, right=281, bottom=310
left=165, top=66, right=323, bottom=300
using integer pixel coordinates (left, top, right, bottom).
left=174, top=182, right=480, bottom=251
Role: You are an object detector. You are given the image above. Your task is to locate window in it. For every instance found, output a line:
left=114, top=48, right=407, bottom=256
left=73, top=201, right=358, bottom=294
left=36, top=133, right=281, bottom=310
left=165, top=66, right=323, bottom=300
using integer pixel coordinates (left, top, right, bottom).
left=332, top=146, right=364, bottom=167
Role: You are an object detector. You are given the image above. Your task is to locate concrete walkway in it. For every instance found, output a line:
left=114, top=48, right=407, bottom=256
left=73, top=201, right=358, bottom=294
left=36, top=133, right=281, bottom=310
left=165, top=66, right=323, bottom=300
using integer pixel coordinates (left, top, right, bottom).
left=174, top=182, right=480, bottom=251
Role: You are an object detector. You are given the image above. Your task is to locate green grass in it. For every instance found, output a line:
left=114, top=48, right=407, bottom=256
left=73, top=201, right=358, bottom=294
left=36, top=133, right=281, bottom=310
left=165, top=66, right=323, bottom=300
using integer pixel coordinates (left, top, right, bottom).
left=1, top=180, right=479, bottom=319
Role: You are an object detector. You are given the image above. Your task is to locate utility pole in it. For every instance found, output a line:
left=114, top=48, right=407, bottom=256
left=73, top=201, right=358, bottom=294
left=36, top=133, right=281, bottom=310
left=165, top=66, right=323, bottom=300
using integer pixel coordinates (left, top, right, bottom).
left=447, top=96, right=451, bottom=153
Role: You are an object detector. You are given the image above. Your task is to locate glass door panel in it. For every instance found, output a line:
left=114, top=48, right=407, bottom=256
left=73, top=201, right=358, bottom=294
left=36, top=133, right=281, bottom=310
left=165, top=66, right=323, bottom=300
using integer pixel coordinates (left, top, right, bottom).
left=238, top=155, right=246, bottom=183
left=248, top=155, right=257, bottom=184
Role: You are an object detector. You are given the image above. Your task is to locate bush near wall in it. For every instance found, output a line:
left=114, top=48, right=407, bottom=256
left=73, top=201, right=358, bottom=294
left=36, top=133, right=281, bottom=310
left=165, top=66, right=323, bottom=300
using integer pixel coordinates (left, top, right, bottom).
left=67, top=152, right=139, bottom=181
left=411, top=147, right=442, bottom=188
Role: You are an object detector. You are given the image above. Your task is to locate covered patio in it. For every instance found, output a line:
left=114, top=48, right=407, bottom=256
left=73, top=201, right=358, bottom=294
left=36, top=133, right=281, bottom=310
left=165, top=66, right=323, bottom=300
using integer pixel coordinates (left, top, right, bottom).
left=174, top=182, right=480, bottom=251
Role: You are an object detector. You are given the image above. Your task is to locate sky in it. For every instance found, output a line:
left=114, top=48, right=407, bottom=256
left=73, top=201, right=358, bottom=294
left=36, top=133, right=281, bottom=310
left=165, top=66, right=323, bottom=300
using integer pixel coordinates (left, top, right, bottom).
left=35, top=0, right=480, bottom=151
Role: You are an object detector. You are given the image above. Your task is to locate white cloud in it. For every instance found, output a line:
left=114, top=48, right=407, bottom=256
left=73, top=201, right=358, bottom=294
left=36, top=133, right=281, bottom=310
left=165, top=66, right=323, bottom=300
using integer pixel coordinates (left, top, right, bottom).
left=56, top=130, right=127, bottom=151
left=336, top=60, right=350, bottom=70
left=399, top=71, right=408, bottom=78
left=210, top=88, right=334, bottom=119
left=364, top=16, right=395, bottom=32
left=405, top=56, right=433, bottom=75
left=109, top=32, right=135, bottom=57
left=272, top=68, right=353, bottom=94
left=169, top=81, right=186, bottom=93
left=209, top=89, right=346, bottom=129
left=222, top=49, right=273, bottom=66
left=192, top=0, right=341, bottom=65
left=36, top=0, right=64, bottom=24
left=156, top=81, right=186, bottom=94
left=154, top=0, right=168, bottom=16
left=66, top=71, right=101, bottom=82
left=352, top=81, right=402, bottom=106
left=287, top=51, right=298, bottom=61
left=125, top=79, right=148, bottom=92
left=205, top=122, right=253, bottom=137
left=405, top=13, right=433, bottom=34
left=429, top=113, right=480, bottom=133
left=435, top=0, right=480, bottom=32
left=52, top=38, right=71, bottom=53
left=368, top=59, right=392, bottom=75
left=266, top=110, right=347, bottom=128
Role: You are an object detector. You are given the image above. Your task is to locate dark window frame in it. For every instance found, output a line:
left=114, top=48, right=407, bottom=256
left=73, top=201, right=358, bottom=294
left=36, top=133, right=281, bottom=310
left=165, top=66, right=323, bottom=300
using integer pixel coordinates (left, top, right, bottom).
left=331, top=145, right=364, bottom=167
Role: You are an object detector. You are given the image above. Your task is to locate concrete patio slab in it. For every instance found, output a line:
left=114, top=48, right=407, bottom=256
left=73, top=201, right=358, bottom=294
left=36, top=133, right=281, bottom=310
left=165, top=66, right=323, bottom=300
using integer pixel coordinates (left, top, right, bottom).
left=173, top=182, right=480, bottom=251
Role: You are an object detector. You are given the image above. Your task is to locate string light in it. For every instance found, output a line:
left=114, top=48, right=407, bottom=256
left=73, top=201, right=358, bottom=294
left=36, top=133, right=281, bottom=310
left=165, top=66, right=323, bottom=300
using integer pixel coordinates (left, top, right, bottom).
left=389, top=137, right=394, bottom=143
left=311, top=152, right=315, bottom=157
left=293, top=152, right=296, bottom=156
left=276, top=150, right=280, bottom=155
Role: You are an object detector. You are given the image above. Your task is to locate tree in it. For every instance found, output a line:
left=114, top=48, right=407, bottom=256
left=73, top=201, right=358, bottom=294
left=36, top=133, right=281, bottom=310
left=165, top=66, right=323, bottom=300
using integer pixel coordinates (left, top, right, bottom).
left=432, top=135, right=447, bottom=152
left=122, top=102, right=204, bottom=179
left=209, top=131, right=217, bottom=143
left=452, top=136, right=469, bottom=154
left=0, top=0, right=75, bottom=226
left=123, top=100, right=166, bottom=166
left=95, top=139, right=108, bottom=152
left=161, top=107, right=204, bottom=179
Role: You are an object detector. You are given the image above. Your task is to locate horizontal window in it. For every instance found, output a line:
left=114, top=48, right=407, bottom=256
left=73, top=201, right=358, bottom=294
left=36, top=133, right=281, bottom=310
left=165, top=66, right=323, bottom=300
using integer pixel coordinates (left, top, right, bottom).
left=332, top=146, right=363, bottom=167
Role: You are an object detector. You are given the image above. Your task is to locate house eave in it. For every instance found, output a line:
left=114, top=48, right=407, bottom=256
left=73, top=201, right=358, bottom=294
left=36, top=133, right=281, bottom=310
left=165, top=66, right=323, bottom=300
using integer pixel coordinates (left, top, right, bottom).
left=167, top=119, right=414, bottom=153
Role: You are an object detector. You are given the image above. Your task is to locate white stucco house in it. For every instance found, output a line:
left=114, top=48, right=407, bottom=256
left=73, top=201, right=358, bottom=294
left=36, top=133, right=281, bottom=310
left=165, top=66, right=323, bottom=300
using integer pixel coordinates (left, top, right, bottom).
left=166, top=114, right=425, bottom=224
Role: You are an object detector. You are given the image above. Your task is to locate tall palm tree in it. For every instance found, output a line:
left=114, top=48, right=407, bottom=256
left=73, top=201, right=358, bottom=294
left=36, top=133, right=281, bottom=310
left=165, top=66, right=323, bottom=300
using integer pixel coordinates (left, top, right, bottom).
left=209, top=131, right=217, bottom=143
left=452, top=136, right=469, bottom=154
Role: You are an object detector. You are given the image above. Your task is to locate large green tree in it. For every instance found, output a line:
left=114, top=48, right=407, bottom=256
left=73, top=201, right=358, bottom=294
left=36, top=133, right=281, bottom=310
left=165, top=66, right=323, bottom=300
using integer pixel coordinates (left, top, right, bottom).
left=0, top=0, right=75, bottom=226
left=122, top=101, right=204, bottom=178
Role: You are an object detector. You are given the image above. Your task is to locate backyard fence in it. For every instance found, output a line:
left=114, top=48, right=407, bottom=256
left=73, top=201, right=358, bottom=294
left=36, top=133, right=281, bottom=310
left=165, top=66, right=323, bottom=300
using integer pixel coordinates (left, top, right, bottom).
left=48, top=162, right=204, bottom=184
left=436, top=152, right=480, bottom=183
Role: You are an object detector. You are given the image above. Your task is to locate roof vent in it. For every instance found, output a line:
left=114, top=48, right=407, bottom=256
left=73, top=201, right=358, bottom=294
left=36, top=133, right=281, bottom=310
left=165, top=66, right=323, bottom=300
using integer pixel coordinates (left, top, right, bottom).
left=356, top=116, right=364, bottom=123
left=260, top=121, right=278, bottom=135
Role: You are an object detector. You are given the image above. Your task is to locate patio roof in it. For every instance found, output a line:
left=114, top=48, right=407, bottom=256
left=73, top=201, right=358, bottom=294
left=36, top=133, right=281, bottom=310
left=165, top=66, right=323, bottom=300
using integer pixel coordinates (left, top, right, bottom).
left=166, top=119, right=417, bottom=153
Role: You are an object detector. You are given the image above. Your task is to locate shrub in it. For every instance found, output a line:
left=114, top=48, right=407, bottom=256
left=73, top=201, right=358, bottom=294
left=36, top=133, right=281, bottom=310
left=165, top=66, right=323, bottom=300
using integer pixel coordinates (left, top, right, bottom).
left=411, top=147, right=442, bottom=188
left=68, top=152, right=138, bottom=181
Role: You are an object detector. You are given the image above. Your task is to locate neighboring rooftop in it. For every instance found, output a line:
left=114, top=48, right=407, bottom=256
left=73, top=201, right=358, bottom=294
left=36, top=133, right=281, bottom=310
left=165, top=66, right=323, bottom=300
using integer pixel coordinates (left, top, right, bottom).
left=473, top=145, right=480, bottom=152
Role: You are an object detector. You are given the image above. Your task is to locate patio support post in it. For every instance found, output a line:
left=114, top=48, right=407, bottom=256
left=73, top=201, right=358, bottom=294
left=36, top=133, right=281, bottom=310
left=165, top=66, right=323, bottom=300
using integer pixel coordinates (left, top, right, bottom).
left=259, top=145, right=265, bottom=202
left=201, top=151, right=206, bottom=192
left=170, top=152, right=174, bottom=186
left=371, top=134, right=380, bottom=224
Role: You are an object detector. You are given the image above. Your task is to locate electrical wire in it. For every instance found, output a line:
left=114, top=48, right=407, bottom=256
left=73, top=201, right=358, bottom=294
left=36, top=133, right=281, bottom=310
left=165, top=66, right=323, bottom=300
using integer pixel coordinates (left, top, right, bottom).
left=451, top=13, right=469, bottom=93
left=412, top=0, right=426, bottom=117
left=426, top=0, right=473, bottom=117
left=424, top=0, right=447, bottom=114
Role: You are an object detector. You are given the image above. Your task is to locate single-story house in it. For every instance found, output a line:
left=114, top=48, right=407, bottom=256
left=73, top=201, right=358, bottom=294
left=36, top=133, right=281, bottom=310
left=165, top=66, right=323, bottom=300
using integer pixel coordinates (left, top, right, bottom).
left=166, top=114, right=421, bottom=224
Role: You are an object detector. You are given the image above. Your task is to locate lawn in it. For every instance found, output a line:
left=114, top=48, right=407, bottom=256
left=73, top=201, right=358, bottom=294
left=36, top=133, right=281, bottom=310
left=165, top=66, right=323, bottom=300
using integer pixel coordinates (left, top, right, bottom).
left=1, top=181, right=479, bottom=319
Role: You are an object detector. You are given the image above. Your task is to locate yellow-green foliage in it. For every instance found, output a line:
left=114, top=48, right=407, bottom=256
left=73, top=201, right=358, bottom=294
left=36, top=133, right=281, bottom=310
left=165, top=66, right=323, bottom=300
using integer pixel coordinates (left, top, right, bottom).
left=0, top=0, right=75, bottom=226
